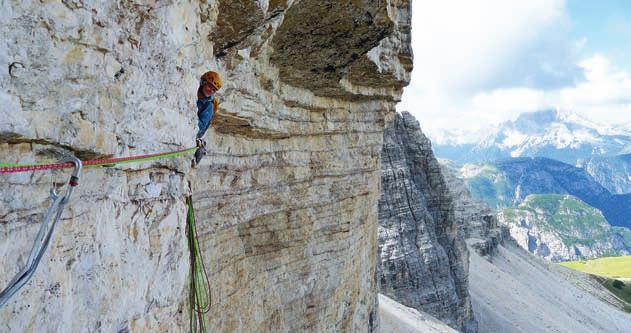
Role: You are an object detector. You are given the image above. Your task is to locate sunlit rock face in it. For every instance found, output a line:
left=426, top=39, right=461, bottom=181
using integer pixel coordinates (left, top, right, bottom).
left=378, top=112, right=477, bottom=333
left=0, top=1, right=411, bottom=332
left=498, top=194, right=631, bottom=262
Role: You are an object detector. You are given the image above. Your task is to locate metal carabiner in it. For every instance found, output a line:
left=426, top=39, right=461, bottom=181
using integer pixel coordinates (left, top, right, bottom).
left=51, top=155, right=82, bottom=204
left=0, top=155, right=82, bottom=308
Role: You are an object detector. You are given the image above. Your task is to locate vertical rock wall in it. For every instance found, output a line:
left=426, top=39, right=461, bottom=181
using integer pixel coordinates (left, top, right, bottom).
left=440, top=164, right=507, bottom=257
left=1, top=1, right=411, bottom=331
left=378, top=112, right=477, bottom=333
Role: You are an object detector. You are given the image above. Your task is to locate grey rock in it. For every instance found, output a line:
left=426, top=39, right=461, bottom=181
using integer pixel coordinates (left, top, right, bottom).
left=440, top=162, right=507, bottom=257
left=498, top=194, right=631, bottom=262
left=378, top=111, right=477, bottom=333
left=469, top=241, right=631, bottom=333
left=0, top=0, right=412, bottom=331
left=460, top=157, right=631, bottom=229
left=578, top=154, right=631, bottom=194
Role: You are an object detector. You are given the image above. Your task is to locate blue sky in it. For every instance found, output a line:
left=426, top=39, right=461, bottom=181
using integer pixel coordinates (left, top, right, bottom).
left=399, top=0, right=631, bottom=135
left=568, top=0, right=631, bottom=72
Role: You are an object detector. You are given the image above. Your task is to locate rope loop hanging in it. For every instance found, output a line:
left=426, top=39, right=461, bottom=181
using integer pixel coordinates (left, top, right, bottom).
left=186, top=196, right=211, bottom=333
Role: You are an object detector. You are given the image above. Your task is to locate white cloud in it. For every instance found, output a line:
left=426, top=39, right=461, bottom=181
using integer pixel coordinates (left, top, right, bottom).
left=405, top=0, right=577, bottom=95
left=560, top=55, right=631, bottom=106
left=557, top=55, right=631, bottom=124
left=399, top=0, right=631, bottom=135
left=471, top=88, right=547, bottom=123
left=418, top=54, right=631, bottom=137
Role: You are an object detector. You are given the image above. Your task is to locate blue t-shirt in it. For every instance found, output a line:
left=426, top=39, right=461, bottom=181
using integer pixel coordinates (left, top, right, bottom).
left=196, top=95, right=214, bottom=139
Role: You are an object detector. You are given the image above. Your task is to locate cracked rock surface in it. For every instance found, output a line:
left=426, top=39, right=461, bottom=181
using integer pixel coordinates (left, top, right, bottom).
left=1, top=1, right=411, bottom=331
left=378, top=112, right=477, bottom=333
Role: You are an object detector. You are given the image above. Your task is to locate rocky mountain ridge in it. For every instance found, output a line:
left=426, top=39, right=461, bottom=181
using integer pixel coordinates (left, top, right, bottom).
left=378, top=111, right=477, bottom=333
left=439, top=162, right=507, bottom=258
left=579, top=153, right=631, bottom=194
left=458, top=157, right=631, bottom=229
left=498, top=194, right=631, bottom=261
left=432, top=109, right=631, bottom=165
left=378, top=111, right=631, bottom=332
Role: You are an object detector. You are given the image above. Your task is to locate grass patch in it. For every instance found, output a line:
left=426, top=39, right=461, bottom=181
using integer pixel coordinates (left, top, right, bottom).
left=561, top=256, right=631, bottom=312
left=600, top=278, right=631, bottom=313
left=559, top=256, right=631, bottom=279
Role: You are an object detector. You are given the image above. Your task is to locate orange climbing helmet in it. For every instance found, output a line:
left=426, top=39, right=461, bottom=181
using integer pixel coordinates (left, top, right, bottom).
left=200, top=71, right=222, bottom=90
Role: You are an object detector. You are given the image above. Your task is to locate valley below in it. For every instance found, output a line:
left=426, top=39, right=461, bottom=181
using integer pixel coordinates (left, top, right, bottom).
left=430, top=109, right=631, bottom=331
left=470, top=242, right=630, bottom=332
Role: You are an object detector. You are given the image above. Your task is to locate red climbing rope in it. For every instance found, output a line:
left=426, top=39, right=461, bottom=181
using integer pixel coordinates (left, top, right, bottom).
left=0, top=147, right=197, bottom=174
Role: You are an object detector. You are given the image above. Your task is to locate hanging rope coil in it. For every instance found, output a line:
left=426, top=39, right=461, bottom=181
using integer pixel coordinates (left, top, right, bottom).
left=186, top=196, right=211, bottom=333
left=0, top=156, right=82, bottom=308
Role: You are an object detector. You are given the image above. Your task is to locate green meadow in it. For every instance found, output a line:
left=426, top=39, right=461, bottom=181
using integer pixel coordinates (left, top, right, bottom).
left=560, top=255, right=631, bottom=312
left=559, top=256, right=631, bottom=280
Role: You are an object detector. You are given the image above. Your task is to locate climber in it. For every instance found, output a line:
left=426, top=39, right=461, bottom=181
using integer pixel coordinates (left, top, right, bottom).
left=192, top=70, right=222, bottom=167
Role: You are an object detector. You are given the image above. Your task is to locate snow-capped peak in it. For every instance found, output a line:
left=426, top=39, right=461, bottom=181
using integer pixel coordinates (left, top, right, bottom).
left=430, top=109, right=631, bottom=165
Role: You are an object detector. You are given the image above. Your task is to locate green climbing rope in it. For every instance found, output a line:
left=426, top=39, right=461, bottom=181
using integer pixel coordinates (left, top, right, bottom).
left=84, top=147, right=198, bottom=168
left=0, top=147, right=197, bottom=171
left=186, top=196, right=211, bottom=333
left=2, top=147, right=213, bottom=325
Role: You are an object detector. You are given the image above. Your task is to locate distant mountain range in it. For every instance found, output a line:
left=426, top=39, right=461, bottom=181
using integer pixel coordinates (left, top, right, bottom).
left=432, top=109, right=631, bottom=165
left=456, top=157, right=631, bottom=229
left=498, top=194, right=631, bottom=262
left=578, top=154, right=631, bottom=194
left=433, top=109, right=631, bottom=262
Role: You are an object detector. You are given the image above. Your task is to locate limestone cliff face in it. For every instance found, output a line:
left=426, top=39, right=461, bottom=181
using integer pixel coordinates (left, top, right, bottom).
left=378, top=112, right=477, bottom=333
left=0, top=1, right=411, bottom=332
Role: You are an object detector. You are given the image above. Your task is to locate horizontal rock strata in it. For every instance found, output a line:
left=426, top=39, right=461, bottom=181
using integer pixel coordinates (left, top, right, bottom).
left=1, top=1, right=412, bottom=331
